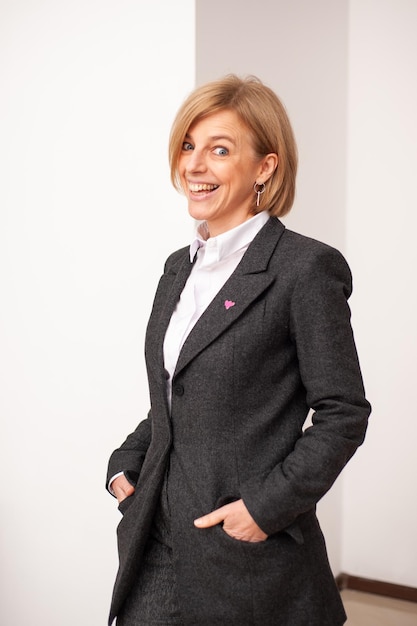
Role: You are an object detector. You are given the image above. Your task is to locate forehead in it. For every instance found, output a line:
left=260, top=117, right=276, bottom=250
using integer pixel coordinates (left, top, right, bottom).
left=187, top=109, right=250, bottom=143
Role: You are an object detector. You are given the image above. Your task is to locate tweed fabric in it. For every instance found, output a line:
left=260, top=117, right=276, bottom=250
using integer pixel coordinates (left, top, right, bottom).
left=107, top=217, right=370, bottom=625
left=116, top=536, right=181, bottom=626
left=117, top=482, right=181, bottom=626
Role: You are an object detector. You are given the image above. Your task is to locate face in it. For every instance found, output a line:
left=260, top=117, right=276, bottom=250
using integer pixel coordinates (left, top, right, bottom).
left=178, top=109, right=277, bottom=236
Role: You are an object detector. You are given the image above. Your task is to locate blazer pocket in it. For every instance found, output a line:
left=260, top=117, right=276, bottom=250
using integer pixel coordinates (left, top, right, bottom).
left=118, top=493, right=135, bottom=515
left=214, top=495, right=304, bottom=545
left=214, top=494, right=240, bottom=509
left=282, top=520, right=304, bottom=545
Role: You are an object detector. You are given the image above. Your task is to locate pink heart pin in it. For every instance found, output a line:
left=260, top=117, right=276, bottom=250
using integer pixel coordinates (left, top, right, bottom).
left=224, top=300, right=235, bottom=310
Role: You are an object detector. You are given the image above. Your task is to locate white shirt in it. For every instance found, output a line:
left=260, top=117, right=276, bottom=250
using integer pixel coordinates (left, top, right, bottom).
left=163, top=211, right=270, bottom=404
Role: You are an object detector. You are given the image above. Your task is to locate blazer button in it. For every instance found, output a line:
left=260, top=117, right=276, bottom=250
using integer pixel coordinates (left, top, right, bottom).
left=173, top=383, right=184, bottom=396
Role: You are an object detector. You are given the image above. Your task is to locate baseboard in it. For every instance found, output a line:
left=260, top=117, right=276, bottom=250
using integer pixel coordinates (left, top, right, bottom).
left=336, top=572, right=417, bottom=603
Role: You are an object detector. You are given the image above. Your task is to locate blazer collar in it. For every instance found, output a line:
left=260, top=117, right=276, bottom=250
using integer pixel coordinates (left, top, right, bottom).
left=173, top=217, right=286, bottom=378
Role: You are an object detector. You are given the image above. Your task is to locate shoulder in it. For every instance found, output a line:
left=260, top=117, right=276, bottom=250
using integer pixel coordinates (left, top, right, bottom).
left=281, top=224, right=346, bottom=261
left=266, top=220, right=352, bottom=295
left=275, top=222, right=351, bottom=275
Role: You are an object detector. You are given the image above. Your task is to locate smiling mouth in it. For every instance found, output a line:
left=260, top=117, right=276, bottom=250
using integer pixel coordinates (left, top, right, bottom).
left=188, top=183, right=219, bottom=193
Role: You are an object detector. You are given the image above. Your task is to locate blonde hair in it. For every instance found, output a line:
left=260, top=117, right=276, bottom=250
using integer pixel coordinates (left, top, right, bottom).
left=169, top=75, right=298, bottom=217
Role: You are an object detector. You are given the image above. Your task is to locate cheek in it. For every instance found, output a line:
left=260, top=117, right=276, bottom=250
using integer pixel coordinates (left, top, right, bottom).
left=231, top=174, right=254, bottom=198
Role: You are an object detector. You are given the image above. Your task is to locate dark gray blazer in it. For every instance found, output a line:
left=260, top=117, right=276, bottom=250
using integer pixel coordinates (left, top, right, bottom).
left=107, top=217, right=371, bottom=625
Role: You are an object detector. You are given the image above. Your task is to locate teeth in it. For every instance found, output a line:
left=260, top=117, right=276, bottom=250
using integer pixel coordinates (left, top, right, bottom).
left=189, top=183, right=219, bottom=192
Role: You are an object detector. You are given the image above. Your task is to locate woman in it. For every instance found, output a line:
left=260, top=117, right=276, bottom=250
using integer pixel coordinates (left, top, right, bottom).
left=107, top=75, right=371, bottom=626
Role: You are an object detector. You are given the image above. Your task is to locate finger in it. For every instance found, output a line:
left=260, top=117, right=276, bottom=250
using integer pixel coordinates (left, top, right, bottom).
left=114, top=483, right=135, bottom=503
left=123, top=483, right=135, bottom=497
left=112, top=475, right=135, bottom=501
left=194, top=506, right=226, bottom=529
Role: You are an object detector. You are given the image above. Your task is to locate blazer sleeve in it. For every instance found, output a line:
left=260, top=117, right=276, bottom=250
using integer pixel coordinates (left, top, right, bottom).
left=241, top=246, right=371, bottom=535
left=106, top=411, right=152, bottom=495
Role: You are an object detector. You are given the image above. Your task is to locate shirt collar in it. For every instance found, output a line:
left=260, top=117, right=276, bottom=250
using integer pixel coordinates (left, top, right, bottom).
left=189, top=211, right=270, bottom=263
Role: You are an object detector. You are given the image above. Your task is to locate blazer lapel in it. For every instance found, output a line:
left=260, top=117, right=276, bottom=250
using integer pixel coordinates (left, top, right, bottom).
left=146, top=250, right=194, bottom=379
left=174, top=217, right=285, bottom=378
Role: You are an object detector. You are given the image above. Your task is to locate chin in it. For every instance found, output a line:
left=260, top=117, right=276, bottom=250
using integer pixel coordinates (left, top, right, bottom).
left=187, top=205, right=211, bottom=222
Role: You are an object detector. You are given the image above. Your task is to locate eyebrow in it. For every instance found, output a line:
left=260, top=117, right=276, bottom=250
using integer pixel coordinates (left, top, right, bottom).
left=185, top=132, right=236, bottom=145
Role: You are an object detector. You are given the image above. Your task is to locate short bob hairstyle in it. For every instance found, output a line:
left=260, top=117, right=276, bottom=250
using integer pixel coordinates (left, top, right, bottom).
left=169, top=75, right=298, bottom=217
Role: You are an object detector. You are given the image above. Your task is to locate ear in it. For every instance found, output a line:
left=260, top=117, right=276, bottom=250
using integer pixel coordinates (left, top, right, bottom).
left=257, top=153, right=278, bottom=183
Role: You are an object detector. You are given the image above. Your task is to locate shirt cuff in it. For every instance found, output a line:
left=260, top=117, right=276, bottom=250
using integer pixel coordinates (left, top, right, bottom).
left=108, top=471, right=124, bottom=497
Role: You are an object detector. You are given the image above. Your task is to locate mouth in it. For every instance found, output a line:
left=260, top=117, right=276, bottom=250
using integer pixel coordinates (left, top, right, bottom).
left=188, top=183, right=219, bottom=194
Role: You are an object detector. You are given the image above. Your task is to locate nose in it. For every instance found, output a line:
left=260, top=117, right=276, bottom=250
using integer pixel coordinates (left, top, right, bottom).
left=185, top=148, right=207, bottom=174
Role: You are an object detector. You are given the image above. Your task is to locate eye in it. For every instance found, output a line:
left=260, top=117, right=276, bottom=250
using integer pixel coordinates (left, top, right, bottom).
left=182, top=141, right=194, bottom=151
left=214, top=146, right=229, bottom=156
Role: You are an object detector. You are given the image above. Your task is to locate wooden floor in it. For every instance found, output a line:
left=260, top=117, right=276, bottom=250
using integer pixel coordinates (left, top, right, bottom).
left=342, top=589, right=417, bottom=625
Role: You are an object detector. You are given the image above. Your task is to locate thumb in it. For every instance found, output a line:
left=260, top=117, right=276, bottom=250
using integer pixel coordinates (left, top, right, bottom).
left=194, top=505, right=227, bottom=529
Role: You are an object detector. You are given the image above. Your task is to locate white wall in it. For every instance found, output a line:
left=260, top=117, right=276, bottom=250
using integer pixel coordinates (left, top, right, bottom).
left=196, top=0, right=349, bottom=577
left=196, top=0, right=349, bottom=251
left=0, top=1, right=194, bottom=624
left=342, top=0, right=417, bottom=587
